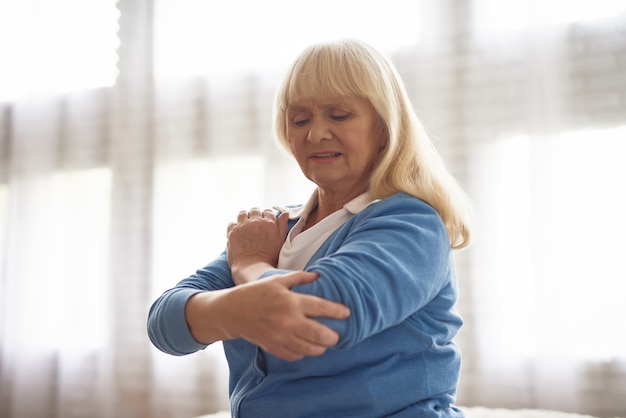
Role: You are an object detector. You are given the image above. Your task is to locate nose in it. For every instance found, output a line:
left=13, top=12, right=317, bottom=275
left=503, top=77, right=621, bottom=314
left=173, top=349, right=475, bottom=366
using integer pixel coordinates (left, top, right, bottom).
left=307, top=117, right=332, bottom=143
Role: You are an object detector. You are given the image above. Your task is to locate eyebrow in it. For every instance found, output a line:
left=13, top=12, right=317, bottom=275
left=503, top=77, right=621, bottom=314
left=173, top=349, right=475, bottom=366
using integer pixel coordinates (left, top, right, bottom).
left=287, top=100, right=355, bottom=113
left=286, top=104, right=311, bottom=113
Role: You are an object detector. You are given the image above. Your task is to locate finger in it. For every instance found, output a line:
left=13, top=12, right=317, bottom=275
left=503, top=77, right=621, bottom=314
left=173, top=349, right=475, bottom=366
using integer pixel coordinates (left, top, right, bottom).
left=263, top=209, right=276, bottom=220
left=256, top=334, right=308, bottom=361
left=237, top=210, right=249, bottom=223
left=283, top=336, right=331, bottom=358
left=249, top=207, right=263, bottom=218
left=301, top=295, right=351, bottom=320
left=295, top=320, right=341, bottom=347
left=269, top=345, right=307, bottom=362
left=277, top=212, right=289, bottom=239
left=226, top=221, right=237, bottom=236
left=267, top=333, right=331, bottom=361
left=277, top=270, right=320, bottom=289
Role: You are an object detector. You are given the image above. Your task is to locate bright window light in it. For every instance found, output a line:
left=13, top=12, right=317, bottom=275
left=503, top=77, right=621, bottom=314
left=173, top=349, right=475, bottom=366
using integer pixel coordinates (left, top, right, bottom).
left=151, top=156, right=266, bottom=296
left=473, top=0, right=626, bottom=35
left=151, top=155, right=313, bottom=296
left=0, top=0, right=120, bottom=101
left=12, top=169, right=111, bottom=350
left=474, top=125, right=626, bottom=366
left=154, top=0, right=421, bottom=79
left=0, top=184, right=7, bottom=344
left=544, top=125, right=626, bottom=360
left=471, top=135, right=536, bottom=366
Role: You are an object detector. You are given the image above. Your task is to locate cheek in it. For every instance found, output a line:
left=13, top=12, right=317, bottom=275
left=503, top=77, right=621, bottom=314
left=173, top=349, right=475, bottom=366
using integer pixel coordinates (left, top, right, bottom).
left=287, top=136, right=302, bottom=159
left=285, top=129, right=294, bottom=148
left=286, top=130, right=304, bottom=149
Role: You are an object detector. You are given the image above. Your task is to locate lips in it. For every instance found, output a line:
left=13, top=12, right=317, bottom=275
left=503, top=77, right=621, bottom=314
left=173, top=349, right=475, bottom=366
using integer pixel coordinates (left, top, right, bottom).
left=310, top=152, right=342, bottom=159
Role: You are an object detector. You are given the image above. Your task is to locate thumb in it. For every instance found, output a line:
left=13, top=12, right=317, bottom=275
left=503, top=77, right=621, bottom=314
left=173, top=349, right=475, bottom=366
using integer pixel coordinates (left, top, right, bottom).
left=279, top=270, right=320, bottom=289
left=277, top=212, right=289, bottom=240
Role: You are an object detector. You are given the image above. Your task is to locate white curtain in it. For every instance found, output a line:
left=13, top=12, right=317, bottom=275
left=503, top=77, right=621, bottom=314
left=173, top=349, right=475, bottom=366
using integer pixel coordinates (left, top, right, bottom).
left=0, top=1, right=625, bottom=418
left=436, top=2, right=626, bottom=416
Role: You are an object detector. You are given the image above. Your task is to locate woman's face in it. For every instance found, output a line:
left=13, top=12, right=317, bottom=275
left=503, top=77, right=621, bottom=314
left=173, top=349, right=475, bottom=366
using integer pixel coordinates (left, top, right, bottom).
left=286, top=96, right=384, bottom=198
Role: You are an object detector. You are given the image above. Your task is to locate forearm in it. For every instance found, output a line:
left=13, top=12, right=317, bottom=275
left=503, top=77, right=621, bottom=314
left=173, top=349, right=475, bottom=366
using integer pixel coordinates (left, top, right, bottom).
left=148, top=287, right=239, bottom=354
left=230, top=260, right=277, bottom=285
left=150, top=271, right=350, bottom=361
left=184, top=289, right=236, bottom=344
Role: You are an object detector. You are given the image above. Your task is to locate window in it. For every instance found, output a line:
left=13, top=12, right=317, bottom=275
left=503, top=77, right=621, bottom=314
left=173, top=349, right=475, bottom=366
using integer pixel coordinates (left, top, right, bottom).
left=541, top=126, right=626, bottom=359
left=153, top=0, right=422, bottom=80
left=473, top=0, right=626, bottom=35
left=0, top=0, right=120, bottom=101
left=472, top=125, right=626, bottom=367
left=0, top=184, right=7, bottom=344
left=151, top=155, right=313, bottom=297
left=11, top=169, right=112, bottom=349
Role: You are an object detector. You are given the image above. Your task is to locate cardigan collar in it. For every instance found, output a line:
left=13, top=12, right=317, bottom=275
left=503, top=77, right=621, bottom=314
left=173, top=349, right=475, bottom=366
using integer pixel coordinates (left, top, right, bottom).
left=274, top=190, right=378, bottom=220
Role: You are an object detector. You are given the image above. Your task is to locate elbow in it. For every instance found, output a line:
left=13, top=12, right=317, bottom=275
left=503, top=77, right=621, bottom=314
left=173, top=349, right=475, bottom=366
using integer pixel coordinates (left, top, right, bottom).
left=146, top=293, right=208, bottom=356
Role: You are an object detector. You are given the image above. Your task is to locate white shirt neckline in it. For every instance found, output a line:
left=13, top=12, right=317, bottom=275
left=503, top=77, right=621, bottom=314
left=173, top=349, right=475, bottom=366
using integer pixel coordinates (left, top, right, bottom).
left=276, top=191, right=378, bottom=270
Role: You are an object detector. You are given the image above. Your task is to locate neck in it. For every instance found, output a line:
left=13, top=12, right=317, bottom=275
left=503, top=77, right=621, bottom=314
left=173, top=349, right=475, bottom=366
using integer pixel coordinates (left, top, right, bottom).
left=315, top=187, right=366, bottom=219
left=302, top=187, right=366, bottom=232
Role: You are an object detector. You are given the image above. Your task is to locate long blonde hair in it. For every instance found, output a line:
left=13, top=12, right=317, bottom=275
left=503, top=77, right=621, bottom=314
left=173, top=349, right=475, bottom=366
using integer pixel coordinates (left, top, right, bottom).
left=273, top=39, right=472, bottom=249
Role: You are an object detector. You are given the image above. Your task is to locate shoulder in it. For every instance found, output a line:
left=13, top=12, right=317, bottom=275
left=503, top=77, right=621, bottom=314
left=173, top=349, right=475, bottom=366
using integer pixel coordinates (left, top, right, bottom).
left=362, top=192, right=439, bottom=218
left=355, top=192, right=448, bottom=245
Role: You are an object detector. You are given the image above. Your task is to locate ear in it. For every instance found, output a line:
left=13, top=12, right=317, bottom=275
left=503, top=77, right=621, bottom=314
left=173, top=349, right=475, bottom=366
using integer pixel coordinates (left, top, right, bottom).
left=375, top=116, right=389, bottom=152
left=378, top=135, right=389, bottom=155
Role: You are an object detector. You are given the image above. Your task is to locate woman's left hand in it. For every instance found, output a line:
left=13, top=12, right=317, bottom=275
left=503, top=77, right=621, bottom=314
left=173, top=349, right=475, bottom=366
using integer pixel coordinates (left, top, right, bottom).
left=226, top=208, right=289, bottom=284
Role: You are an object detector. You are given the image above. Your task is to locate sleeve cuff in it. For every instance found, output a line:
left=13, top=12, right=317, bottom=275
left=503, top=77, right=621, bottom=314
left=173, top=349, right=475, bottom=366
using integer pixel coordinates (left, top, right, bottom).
left=147, top=287, right=208, bottom=355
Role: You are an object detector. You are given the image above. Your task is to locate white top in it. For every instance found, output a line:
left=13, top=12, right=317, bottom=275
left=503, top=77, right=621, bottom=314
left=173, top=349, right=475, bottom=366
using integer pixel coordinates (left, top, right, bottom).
left=275, top=191, right=378, bottom=271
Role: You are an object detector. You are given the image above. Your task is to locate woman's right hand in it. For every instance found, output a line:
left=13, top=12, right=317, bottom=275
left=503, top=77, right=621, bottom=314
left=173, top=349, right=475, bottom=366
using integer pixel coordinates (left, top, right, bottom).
left=185, top=270, right=350, bottom=361
left=226, top=208, right=289, bottom=285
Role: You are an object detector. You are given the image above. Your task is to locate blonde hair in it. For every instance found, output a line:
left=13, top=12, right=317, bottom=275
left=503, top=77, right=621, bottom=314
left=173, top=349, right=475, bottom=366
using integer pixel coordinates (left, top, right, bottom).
left=273, top=39, right=472, bottom=249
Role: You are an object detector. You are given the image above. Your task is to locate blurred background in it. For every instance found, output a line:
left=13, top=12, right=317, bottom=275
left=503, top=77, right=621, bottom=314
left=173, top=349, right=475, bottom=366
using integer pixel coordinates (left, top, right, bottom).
left=0, top=0, right=625, bottom=417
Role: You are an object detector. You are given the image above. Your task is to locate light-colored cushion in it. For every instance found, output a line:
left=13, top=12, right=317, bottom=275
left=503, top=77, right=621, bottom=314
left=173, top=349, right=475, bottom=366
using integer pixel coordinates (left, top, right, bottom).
left=194, top=406, right=601, bottom=418
left=195, top=412, right=230, bottom=418
left=462, top=406, right=599, bottom=418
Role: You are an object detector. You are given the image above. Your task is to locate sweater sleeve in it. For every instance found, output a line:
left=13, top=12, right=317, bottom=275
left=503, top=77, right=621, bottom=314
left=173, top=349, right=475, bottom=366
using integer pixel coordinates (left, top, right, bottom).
left=260, top=194, right=453, bottom=349
left=147, top=252, right=234, bottom=355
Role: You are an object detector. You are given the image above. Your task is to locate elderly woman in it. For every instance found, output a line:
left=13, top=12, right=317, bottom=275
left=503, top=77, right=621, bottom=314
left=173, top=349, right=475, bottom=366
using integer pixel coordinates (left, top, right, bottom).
left=148, top=39, right=472, bottom=418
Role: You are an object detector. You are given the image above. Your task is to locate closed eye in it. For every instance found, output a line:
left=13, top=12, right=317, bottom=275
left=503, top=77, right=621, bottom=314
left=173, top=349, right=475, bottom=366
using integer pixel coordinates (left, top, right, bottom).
left=331, top=115, right=349, bottom=121
left=293, top=118, right=310, bottom=127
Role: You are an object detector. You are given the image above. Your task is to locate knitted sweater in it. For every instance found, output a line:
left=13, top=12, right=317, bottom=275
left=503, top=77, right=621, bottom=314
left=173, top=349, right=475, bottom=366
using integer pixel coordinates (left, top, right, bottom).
left=147, top=192, right=464, bottom=418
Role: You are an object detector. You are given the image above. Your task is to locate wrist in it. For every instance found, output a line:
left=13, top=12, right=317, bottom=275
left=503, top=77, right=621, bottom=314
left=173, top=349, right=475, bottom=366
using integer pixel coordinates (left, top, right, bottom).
left=230, top=260, right=276, bottom=285
left=185, top=291, right=229, bottom=344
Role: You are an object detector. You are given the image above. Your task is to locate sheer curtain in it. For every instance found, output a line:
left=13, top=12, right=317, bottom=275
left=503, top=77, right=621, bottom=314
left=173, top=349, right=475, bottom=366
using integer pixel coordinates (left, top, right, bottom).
left=440, top=1, right=626, bottom=416
left=1, top=1, right=625, bottom=418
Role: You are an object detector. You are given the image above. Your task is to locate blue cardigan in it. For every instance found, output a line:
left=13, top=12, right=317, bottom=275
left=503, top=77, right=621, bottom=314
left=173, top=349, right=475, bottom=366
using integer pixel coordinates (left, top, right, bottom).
left=147, top=192, right=464, bottom=418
